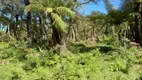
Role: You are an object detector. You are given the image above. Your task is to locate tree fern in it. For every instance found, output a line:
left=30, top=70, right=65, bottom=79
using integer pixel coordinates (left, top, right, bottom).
left=51, top=13, right=67, bottom=33
left=0, top=0, right=3, bottom=8
left=25, top=3, right=44, bottom=12
left=25, top=0, right=76, bottom=33
left=57, top=6, right=75, bottom=19
left=46, top=7, right=53, bottom=13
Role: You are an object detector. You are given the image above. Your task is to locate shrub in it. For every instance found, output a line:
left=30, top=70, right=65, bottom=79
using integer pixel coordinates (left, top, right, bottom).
left=0, top=42, right=142, bottom=80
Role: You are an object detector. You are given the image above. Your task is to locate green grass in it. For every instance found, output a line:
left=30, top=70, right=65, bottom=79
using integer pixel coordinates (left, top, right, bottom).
left=0, top=42, right=142, bottom=80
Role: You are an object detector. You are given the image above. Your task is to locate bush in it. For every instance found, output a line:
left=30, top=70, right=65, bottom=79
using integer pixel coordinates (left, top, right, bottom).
left=0, top=42, right=142, bottom=80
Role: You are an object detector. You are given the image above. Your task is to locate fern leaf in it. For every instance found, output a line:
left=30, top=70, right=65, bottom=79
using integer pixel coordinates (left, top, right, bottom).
left=57, top=6, right=75, bottom=19
left=25, top=3, right=43, bottom=12
left=51, top=13, right=68, bottom=33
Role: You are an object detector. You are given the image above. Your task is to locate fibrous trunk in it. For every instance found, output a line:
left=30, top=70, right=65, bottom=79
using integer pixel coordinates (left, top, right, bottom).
left=134, top=3, right=140, bottom=43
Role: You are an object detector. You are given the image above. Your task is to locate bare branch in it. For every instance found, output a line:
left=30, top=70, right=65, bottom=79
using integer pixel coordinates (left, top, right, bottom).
left=80, top=0, right=92, bottom=5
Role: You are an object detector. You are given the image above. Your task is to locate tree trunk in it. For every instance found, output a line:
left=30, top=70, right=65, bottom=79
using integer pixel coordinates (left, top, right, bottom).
left=60, top=33, right=69, bottom=54
left=72, top=25, right=76, bottom=42
left=52, top=26, right=60, bottom=46
left=48, top=13, right=60, bottom=46
left=73, top=25, right=80, bottom=41
left=68, top=20, right=75, bottom=42
left=134, top=2, right=142, bottom=45
left=49, top=13, right=71, bottom=55
left=14, top=14, right=19, bottom=40
left=68, top=24, right=76, bottom=42
left=26, top=11, right=32, bottom=39
left=24, top=0, right=31, bottom=39
left=134, top=3, right=140, bottom=43
left=90, top=27, right=95, bottom=41
left=139, top=3, right=142, bottom=45
left=83, top=27, right=87, bottom=40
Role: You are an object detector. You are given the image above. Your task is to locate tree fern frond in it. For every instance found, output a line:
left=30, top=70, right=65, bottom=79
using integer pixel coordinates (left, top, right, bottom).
left=57, top=6, right=75, bottom=19
left=104, top=0, right=114, bottom=12
left=25, top=3, right=43, bottom=12
left=46, top=7, right=53, bottom=13
left=51, top=13, right=68, bottom=33
left=135, top=0, right=142, bottom=3
left=0, top=0, right=5, bottom=8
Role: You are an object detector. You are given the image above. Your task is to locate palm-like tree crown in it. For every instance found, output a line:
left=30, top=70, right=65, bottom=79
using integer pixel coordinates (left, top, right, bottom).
left=25, top=0, right=76, bottom=33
